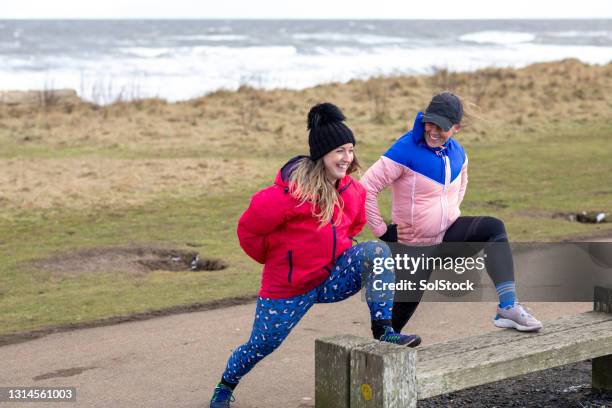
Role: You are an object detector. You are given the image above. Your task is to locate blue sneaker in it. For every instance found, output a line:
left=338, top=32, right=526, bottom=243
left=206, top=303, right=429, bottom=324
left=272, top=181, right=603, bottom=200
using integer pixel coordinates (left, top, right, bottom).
left=209, top=383, right=235, bottom=408
left=379, top=326, right=421, bottom=347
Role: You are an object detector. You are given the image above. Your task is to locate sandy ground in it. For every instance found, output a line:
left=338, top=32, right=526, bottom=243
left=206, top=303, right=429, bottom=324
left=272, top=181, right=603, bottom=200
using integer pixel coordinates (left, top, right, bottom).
left=0, top=298, right=593, bottom=408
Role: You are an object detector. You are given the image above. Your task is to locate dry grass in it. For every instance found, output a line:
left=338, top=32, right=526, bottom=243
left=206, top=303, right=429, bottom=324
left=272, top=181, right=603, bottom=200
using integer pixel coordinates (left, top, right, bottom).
left=0, top=60, right=607, bottom=150
left=0, top=157, right=273, bottom=210
left=1, top=59, right=610, bottom=213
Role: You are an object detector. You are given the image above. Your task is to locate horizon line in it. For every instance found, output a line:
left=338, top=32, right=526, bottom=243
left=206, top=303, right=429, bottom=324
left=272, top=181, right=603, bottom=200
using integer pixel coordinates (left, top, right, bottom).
left=2, top=17, right=612, bottom=21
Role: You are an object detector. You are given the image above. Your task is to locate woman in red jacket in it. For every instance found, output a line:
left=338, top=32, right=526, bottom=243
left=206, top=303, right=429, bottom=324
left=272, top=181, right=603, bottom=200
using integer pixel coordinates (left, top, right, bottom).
left=209, top=103, right=419, bottom=407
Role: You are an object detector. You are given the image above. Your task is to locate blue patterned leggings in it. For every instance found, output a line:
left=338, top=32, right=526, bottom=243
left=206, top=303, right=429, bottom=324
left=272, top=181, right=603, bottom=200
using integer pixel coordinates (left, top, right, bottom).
left=221, top=241, right=394, bottom=385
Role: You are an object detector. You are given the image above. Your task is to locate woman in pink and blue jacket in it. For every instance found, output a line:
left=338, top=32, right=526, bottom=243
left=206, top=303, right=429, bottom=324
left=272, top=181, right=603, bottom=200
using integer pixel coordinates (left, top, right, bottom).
left=360, top=92, right=542, bottom=335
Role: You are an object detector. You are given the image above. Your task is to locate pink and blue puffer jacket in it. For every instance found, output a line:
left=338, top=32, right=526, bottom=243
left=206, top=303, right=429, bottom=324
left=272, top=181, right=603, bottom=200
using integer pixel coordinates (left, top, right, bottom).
left=360, top=112, right=468, bottom=245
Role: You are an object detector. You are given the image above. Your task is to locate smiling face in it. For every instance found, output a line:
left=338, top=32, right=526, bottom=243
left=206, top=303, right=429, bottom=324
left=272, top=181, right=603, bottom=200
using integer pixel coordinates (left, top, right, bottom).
left=424, top=122, right=460, bottom=148
left=323, top=143, right=354, bottom=182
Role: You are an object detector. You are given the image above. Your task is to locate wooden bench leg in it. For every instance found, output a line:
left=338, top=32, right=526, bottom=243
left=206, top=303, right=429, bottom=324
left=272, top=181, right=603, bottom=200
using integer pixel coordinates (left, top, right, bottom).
left=592, top=355, right=612, bottom=393
left=350, top=342, right=417, bottom=408
left=592, top=286, right=612, bottom=392
left=315, top=335, right=377, bottom=408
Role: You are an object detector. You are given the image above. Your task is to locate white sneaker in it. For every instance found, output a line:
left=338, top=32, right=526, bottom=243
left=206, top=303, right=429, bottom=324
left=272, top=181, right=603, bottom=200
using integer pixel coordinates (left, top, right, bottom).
left=493, top=303, right=543, bottom=332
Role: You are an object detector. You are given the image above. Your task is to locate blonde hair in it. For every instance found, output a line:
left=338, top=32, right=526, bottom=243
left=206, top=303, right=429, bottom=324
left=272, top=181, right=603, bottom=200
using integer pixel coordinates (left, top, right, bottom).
left=289, top=155, right=360, bottom=227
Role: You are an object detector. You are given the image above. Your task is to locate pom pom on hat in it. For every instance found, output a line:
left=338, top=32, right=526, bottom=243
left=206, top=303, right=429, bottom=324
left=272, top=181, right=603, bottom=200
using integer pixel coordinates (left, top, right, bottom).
left=307, top=102, right=346, bottom=130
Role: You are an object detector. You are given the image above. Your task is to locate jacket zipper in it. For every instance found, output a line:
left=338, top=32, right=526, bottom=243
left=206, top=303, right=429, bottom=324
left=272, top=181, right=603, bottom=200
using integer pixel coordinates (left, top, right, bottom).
left=440, top=155, right=451, bottom=232
left=337, top=179, right=353, bottom=194
left=283, top=177, right=349, bottom=282
left=287, top=250, right=293, bottom=283
left=437, top=152, right=445, bottom=232
left=331, top=223, right=337, bottom=265
left=328, top=181, right=348, bottom=267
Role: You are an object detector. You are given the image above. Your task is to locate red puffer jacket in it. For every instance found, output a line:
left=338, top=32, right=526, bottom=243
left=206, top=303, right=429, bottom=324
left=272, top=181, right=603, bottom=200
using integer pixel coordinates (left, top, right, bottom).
left=237, top=156, right=367, bottom=298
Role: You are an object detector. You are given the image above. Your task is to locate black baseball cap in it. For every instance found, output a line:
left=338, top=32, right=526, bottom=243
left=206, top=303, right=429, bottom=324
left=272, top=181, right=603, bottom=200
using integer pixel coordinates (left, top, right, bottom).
left=422, top=92, right=463, bottom=132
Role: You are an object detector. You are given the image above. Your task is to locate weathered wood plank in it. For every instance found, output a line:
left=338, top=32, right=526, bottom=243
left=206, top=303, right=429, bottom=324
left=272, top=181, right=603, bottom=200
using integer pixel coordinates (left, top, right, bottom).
left=416, top=312, right=612, bottom=399
left=315, top=335, right=376, bottom=408
left=350, top=342, right=417, bottom=408
left=417, top=311, right=612, bottom=363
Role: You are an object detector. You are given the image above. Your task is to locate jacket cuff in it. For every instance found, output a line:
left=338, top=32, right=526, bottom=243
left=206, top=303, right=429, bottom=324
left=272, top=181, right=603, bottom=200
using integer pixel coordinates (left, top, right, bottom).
left=378, top=224, right=398, bottom=243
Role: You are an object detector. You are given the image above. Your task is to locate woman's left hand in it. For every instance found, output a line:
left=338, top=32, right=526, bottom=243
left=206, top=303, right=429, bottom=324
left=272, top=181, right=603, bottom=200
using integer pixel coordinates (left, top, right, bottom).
left=397, top=223, right=415, bottom=242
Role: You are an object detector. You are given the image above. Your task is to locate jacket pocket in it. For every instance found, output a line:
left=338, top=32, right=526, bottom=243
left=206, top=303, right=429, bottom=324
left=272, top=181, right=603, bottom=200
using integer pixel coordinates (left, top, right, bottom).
left=287, top=250, right=293, bottom=283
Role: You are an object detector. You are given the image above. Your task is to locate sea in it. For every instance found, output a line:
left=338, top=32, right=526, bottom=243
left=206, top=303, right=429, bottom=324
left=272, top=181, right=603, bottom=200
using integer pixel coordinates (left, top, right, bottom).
left=1, top=19, right=611, bottom=103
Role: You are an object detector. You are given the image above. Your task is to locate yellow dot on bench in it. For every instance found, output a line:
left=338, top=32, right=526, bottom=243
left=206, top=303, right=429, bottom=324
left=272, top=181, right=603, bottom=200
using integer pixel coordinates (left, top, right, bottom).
left=360, top=383, right=372, bottom=401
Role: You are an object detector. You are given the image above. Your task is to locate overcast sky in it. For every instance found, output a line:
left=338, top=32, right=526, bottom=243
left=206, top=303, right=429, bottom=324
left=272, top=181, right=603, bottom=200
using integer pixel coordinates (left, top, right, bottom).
left=2, top=0, right=612, bottom=19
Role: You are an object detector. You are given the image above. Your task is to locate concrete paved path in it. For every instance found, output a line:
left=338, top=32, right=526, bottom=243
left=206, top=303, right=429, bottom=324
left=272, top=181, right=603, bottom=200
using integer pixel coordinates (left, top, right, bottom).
left=0, top=298, right=591, bottom=407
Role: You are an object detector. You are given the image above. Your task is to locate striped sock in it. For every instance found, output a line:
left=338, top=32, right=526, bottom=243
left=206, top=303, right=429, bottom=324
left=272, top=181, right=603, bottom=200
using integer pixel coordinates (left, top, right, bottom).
left=496, top=281, right=516, bottom=308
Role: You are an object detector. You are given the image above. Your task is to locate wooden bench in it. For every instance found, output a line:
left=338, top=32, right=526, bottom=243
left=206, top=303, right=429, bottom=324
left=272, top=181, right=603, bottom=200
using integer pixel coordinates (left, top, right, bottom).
left=315, top=286, right=612, bottom=408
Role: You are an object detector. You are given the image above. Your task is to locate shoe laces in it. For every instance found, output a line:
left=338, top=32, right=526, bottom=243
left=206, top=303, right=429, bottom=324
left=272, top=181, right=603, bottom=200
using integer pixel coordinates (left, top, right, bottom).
left=211, top=385, right=235, bottom=403
left=512, top=302, right=534, bottom=318
left=380, top=327, right=411, bottom=344
left=384, top=333, right=402, bottom=343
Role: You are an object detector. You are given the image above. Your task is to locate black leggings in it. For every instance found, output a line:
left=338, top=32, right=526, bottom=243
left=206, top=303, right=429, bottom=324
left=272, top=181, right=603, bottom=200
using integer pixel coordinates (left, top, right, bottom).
left=392, top=216, right=514, bottom=332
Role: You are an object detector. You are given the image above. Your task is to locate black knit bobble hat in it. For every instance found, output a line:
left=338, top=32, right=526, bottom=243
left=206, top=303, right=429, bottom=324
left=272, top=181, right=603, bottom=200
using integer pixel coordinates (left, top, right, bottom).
left=307, top=102, right=356, bottom=161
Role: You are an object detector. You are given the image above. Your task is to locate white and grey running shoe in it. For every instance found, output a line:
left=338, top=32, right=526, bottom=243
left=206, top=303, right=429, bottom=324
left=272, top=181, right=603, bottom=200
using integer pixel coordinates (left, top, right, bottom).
left=493, top=303, right=543, bottom=332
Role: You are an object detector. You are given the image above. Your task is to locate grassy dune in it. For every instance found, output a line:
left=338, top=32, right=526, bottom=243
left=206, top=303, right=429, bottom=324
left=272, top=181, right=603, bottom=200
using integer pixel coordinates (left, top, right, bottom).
left=0, top=58, right=611, bottom=335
